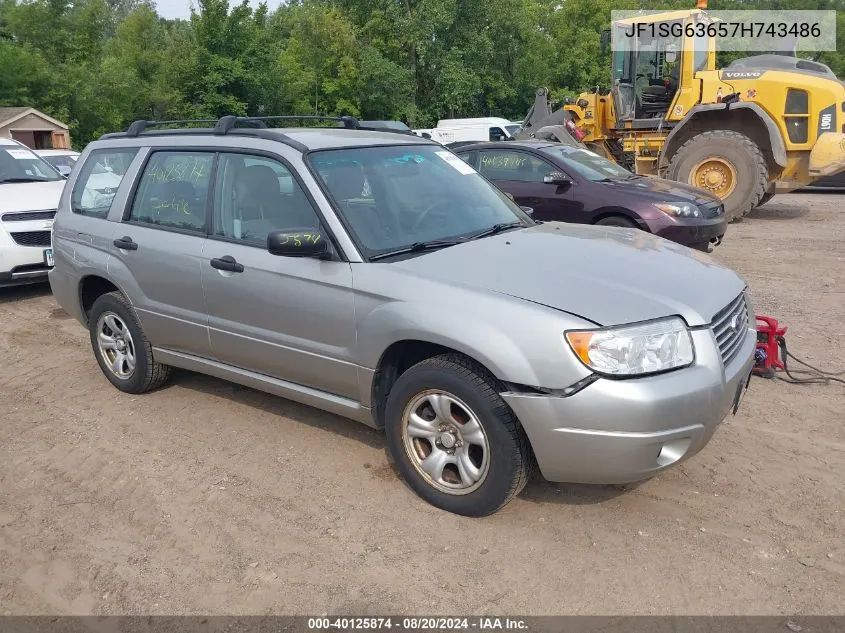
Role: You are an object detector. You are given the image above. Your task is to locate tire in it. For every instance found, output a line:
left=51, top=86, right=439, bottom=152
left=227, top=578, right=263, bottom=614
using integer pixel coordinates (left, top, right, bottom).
left=88, top=291, right=171, bottom=394
left=667, top=130, right=768, bottom=222
left=383, top=354, right=533, bottom=517
left=595, top=215, right=638, bottom=229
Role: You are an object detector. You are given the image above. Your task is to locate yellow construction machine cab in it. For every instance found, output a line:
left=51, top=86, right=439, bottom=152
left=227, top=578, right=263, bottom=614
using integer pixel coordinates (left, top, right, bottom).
left=559, top=0, right=845, bottom=221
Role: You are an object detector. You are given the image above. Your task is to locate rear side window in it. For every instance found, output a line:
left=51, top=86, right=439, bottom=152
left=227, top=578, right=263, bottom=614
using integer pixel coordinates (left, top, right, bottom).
left=71, top=149, right=138, bottom=218
left=477, top=150, right=554, bottom=183
left=127, top=151, right=214, bottom=233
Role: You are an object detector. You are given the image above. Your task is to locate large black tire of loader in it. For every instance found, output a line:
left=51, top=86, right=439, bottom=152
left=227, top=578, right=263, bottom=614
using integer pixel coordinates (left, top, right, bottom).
left=667, top=130, right=768, bottom=222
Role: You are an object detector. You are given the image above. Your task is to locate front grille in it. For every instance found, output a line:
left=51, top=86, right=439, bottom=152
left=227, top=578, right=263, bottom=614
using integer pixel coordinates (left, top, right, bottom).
left=711, top=292, right=749, bottom=366
left=700, top=202, right=724, bottom=218
left=1, top=210, right=56, bottom=222
left=9, top=231, right=52, bottom=247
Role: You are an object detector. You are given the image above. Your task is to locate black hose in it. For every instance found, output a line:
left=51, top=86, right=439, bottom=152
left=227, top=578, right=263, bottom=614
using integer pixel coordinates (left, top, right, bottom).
left=776, top=338, right=845, bottom=386
left=785, top=352, right=845, bottom=377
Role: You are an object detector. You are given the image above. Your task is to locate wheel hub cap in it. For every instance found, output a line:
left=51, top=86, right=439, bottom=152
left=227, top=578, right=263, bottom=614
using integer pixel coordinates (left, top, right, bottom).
left=95, top=311, right=137, bottom=380
left=689, top=158, right=737, bottom=199
left=401, top=390, right=490, bottom=495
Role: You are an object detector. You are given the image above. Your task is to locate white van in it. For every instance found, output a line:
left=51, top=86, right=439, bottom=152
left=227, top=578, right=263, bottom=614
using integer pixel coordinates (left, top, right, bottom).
left=423, top=117, right=521, bottom=145
left=0, top=138, right=65, bottom=287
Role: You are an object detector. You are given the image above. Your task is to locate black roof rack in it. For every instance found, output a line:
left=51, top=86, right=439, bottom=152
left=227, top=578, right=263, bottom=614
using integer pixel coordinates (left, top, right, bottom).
left=122, top=115, right=360, bottom=139
left=108, top=113, right=420, bottom=153
left=214, top=115, right=360, bottom=135
left=125, top=119, right=217, bottom=137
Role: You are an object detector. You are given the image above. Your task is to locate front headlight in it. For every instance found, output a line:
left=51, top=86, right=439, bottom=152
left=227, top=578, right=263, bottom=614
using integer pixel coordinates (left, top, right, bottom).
left=565, top=317, right=694, bottom=377
left=654, top=202, right=702, bottom=218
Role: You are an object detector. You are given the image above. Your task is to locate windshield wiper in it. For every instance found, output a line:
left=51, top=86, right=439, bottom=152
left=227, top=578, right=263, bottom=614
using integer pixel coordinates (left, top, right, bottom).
left=0, top=177, right=49, bottom=184
left=368, top=239, right=464, bottom=262
left=466, top=221, right=525, bottom=241
left=368, top=222, right=526, bottom=261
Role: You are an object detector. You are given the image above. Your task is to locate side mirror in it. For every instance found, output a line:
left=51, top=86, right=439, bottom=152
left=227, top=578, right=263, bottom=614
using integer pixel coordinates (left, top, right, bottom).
left=57, top=165, right=72, bottom=177
left=520, top=205, right=534, bottom=216
left=544, top=172, right=572, bottom=185
left=267, top=229, right=330, bottom=259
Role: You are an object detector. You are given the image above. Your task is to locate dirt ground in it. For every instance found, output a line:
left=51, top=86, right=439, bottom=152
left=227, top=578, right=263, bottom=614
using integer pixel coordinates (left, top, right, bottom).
left=0, top=193, right=843, bottom=616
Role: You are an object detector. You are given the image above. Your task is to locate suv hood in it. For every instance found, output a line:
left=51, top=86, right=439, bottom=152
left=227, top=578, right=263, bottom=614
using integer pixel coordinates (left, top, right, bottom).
left=393, top=222, right=745, bottom=327
left=0, top=180, right=65, bottom=213
left=601, top=176, right=721, bottom=208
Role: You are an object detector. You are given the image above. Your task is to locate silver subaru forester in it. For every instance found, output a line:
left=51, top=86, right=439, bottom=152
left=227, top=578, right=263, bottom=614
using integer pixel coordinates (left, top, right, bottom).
left=49, top=116, right=755, bottom=516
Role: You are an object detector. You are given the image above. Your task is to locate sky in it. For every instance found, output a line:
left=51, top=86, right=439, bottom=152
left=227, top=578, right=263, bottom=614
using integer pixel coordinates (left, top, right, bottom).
left=153, top=0, right=286, bottom=20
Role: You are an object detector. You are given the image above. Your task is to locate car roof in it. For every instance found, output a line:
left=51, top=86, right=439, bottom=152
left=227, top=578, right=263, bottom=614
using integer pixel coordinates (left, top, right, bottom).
left=282, top=127, right=429, bottom=150
left=0, top=137, right=20, bottom=146
left=98, top=117, right=434, bottom=152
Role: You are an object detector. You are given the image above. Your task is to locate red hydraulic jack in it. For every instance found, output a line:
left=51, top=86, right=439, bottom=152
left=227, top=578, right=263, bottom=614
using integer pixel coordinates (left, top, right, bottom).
left=753, top=315, right=787, bottom=378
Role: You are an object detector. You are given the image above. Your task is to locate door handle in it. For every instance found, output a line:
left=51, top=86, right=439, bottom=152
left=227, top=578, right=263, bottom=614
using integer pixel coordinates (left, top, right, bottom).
left=113, top=236, right=138, bottom=251
left=210, top=255, right=244, bottom=273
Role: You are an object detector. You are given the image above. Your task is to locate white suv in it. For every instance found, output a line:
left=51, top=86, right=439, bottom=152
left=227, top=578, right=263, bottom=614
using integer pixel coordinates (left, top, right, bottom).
left=0, top=138, right=65, bottom=287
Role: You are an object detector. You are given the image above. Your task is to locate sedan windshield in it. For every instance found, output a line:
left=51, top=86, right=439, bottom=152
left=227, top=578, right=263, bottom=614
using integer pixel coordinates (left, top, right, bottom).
left=41, top=154, right=79, bottom=171
left=309, top=145, right=532, bottom=259
left=0, top=146, right=63, bottom=183
left=541, top=146, right=634, bottom=182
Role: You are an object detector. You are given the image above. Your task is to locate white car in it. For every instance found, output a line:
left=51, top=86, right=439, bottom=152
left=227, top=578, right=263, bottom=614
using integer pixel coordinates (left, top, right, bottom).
left=35, top=149, right=80, bottom=177
left=0, top=139, right=65, bottom=287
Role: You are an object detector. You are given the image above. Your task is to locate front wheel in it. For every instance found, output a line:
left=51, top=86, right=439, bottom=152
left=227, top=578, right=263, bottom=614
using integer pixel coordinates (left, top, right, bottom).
left=667, top=130, right=768, bottom=222
left=384, top=354, right=533, bottom=516
left=595, top=215, right=638, bottom=229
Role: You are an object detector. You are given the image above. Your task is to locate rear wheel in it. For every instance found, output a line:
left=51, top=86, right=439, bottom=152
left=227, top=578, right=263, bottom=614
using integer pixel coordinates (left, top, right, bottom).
left=667, top=130, right=768, bottom=222
left=384, top=354, right=532, bottom=516
left=88, top=291, right=171, bottom=394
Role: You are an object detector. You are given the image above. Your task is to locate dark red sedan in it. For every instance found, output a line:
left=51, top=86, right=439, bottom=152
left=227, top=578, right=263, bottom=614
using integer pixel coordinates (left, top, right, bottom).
left=453, top=141, right=728, bottom=252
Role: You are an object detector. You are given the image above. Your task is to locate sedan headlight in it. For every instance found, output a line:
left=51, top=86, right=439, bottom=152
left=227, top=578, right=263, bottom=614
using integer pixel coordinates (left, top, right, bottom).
left=565, top=317, right=694, bottom=376
left=654, top=202, right=702, bottom=218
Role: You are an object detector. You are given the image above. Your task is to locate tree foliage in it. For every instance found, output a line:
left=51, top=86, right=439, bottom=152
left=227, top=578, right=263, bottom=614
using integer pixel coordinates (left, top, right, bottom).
left=0, top=0, right=843, bottom=146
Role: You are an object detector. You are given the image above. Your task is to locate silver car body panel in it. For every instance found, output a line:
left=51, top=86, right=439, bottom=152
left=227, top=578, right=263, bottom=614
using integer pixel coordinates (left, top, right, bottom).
left=50, top=128, right=756, bottom=485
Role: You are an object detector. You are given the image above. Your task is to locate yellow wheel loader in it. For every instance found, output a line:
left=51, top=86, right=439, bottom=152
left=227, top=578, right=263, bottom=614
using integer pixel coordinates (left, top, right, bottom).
left=518, top=3, right=845, bottom=221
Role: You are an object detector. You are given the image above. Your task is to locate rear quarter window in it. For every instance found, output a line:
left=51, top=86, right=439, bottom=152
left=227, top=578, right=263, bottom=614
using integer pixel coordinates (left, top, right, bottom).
left=71, top=149, right=139, bottom=218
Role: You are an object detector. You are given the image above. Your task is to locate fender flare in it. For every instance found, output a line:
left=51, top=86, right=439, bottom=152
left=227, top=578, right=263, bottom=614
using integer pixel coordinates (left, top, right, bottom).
left=660, top=102, right=787, bottom=169
left=76, top=270, right=135, bottom=325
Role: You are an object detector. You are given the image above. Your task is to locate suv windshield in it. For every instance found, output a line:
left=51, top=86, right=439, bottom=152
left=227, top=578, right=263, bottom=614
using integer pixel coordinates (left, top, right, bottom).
left=541, top=146, right=634, bottom=182
left=0, top=145, right=63, bottom=183
left=309, top=145, right=531, bottom=258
